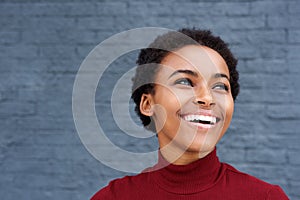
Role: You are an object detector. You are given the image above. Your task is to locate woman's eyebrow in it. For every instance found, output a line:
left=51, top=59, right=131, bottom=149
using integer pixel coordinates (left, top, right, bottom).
left=168, top=69, right=198, bottom=79
left=214, top=73, right=230, bottom=81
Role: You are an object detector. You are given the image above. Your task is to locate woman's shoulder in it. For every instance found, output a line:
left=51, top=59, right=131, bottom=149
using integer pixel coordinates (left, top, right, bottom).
left=90, top=172, right=150, bottom=200
left=222, top=163, right=289, bottom=199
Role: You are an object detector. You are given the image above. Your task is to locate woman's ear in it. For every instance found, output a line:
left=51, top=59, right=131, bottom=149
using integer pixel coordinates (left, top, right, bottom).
left=140, top=94, right=154, bottom=116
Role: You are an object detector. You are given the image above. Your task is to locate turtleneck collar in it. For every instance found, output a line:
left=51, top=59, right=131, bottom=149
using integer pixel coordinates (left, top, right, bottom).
left=150, top=148, right=224, bottom=194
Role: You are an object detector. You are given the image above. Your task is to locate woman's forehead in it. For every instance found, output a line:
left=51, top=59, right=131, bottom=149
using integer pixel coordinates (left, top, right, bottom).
left=158, top=45, right=229, bottom=79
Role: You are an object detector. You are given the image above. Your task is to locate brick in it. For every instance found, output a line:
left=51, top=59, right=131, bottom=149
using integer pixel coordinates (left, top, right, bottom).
left=0, top=31, right=20, bottom=44
left=246, top=148, right=287, bottom=164
left=43, top=71, right=75, bottom=87
left=184, top=16, right=211, bottom=30
left=0, top=72, right=44, bottom=89
left=195, top=16, right=266, bottom=31
left=265, top=119, right=300, bottom=135
left=22, top=29, right=97, bottom=45
left=76, top=16, right=114, bottom=31
left=6, top=188, right=73, bottom=200
left=172, top=2, right=213, bottom=16
left=66, top=2, right=98, bottom=16
left=266, top=105, right=300, bottom=119
left=0, top=3, right=22, bottom=16
left=0, top=44, right=39, bottom=59
left=287, top=45, right=300, bottom=59
left=263, top=135, right=300, bottom=150
left=45, top=59, right=80, bottom=73
left=268, top=15, right=300, bottom=29
left=0, top=87, right=18, bottom=101
left=290, top=181, right=300, bottom=197
left=224, top=30, right=286, bottom=46
left=96, top=2, right=127, bottom=16
left=21, top=16, right=77, bottom=31
left=21, top=30, right=58, bottom=44
left=231, top=44, right=261, bottom=59
left=244, top=59, right=287, bottom=74
left=16, top=116, right=74, bottom=131
left=0, top=58, right=19, bottom=73
left=234, top=103, right=265, bottom=121
left=250, top=1, right=287, bottom=15
left=210, top=2, right=250, bottom=16
left=248, top=30, right=286, bottom=44
left=0, top=101, right=36, bottom=116
left=239, top=73, right=264, bottom=89
left=2, top=157, right=73, bottom=174
left=18, top=58, right=49, bottom=73
left=218, top=147, right=246, bottom=163
left=22, top=130, right=81, bottom=146
left=127, top=2, right=149, bottom=17
left=288, top=151, right=300, bottom=165
left=218, top=30, right=247, bottom=45
left=227, top=16, right=266, bottom=30
left=13, top=173, right=63, bottom=189
left=288, top=30, right=300, bottom=43
left=286, top=166, right=300, bottom=181
left=287, top=59, right=300, bottom=73
left=39, top=45, right=76, bottom=59
left=75, top=44, right=96, bottom=59
left=36, top=99, right=73, bottom=118
left=262, top=89, right=300, bottom=104
left=114, top=15, right=189, bottom=32
left=259, top=44, right=287, bottom=59
left=21, top=3, right=68, bottom=16
left=0, top=175, right=15, bottom=199
left=262, top=74, right=298, bottom=90
left=237, top=88, right=265, bottom=103
left=7, top=144, right=74, bottom=162
left=16, top=88, right=38, bottom=101
left=0, top=16, right=22, bottom=30
left=21, top=2, right=97, bottom=16
left=0, top=57, right=48, bottom=73
left=144, top=16, right=188, bottom=30
left=288, top=1, right=300, bottom=14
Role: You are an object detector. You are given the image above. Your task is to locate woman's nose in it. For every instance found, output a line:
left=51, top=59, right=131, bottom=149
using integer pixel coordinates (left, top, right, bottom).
left=192, top=86, right=215, bottom=108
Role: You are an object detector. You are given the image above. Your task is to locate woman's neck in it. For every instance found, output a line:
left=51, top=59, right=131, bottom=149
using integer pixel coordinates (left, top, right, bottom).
left=159, top=143, right=212, bottom=165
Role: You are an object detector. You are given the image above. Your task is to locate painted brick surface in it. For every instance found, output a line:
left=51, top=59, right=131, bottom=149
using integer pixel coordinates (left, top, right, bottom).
left=0, top=0, right=299, bottom=199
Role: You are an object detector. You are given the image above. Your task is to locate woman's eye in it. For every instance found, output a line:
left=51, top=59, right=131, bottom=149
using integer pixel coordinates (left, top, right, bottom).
left=213, top=83, right=229, bottom=91
left=174, top=78, right=193, bottom=86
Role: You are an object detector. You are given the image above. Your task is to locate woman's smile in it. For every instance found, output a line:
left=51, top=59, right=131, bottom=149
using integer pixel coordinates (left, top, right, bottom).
left=179, top=111, right=221, bottom=130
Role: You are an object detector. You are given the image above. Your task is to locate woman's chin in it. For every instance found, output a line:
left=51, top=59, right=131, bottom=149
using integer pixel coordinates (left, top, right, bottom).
left=184, top=141, right=216, bottom=154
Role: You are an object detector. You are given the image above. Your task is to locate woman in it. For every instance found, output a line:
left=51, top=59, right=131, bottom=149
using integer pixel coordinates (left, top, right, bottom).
left=91, top=28, right=289, bottom=199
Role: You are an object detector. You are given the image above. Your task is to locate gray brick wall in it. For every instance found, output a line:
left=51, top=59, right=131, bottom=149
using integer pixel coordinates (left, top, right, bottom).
left=0, top=0, right=299, bottom=199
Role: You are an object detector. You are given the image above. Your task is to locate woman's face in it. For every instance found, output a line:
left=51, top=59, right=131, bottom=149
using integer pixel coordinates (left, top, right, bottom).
left=141, top=45, right=234, bottom=157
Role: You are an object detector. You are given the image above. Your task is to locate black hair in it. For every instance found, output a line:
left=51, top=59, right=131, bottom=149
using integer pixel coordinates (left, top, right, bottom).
left=131, top=28, right=239, bottom=132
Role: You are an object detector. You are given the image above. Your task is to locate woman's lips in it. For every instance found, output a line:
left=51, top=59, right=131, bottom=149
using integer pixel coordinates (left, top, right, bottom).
left=179, top=112, right=221, bottom=130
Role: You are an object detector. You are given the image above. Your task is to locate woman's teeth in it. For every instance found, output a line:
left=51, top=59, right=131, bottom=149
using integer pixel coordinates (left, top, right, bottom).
left=182, top=114, right=217, bottom=125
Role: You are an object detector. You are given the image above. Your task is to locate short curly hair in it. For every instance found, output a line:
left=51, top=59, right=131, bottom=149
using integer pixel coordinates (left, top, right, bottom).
left=131, top=28, right=239, bottom=132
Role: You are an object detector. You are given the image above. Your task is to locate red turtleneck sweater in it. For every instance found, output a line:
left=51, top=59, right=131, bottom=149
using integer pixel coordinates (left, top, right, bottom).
left=91, top=149, right=289, bottom=199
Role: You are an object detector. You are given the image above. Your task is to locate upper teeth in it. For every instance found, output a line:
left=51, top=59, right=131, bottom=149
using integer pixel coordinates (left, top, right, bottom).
left=183, top=115, right=217, bottom=124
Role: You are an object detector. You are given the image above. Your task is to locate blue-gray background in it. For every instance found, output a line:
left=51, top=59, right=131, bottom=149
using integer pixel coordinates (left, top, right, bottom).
left=1, top=0, right=300, bottom=199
